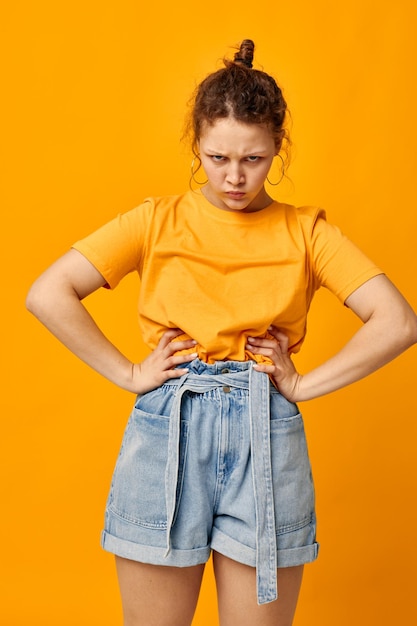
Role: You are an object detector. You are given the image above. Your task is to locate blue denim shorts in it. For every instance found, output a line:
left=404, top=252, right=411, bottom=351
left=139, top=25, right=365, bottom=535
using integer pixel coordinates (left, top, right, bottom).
left=101, top=360, right=318, bottom=604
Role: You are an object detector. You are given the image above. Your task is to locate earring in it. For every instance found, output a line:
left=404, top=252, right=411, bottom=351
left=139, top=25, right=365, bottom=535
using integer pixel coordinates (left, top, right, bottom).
left=266, top=154, right=285, bottom=186
left=191, top=156, right=208, bottom=185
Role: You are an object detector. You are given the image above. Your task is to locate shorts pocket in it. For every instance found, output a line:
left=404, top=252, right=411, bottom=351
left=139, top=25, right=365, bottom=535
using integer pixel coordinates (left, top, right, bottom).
left=107, top=406, right=189, bottom=530
left=270, top=390, right=300, bottom=421
left=270, top=408, right=315, bottom=535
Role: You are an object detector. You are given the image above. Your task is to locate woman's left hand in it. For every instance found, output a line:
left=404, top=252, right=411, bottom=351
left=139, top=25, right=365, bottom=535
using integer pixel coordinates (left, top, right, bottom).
left=247, top=277, right=417, bottom=404
left=246, top=326, right=302, bottom=402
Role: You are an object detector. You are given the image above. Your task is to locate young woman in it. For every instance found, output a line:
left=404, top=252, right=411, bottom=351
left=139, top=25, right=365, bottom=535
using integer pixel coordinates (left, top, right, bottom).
left=26, top=40, right=417, bottom=626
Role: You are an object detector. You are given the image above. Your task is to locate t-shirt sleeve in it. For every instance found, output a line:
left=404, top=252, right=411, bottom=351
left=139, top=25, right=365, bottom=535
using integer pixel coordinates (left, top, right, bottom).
left=299, top=206, right=384, bottom=303
left=71, top=199, right=154, bottom=288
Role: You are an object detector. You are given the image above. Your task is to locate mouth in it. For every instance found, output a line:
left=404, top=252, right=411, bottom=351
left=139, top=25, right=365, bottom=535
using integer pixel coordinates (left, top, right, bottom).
left=226, top=191, right=245, bottom=199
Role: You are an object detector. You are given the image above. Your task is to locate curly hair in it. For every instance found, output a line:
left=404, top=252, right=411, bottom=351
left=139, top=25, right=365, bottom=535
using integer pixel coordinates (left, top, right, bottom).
left=185, top=40, right=290, bottom=160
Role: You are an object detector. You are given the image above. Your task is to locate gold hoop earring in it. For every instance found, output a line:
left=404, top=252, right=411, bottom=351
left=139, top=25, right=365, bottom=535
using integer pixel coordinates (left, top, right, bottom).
left=266, top=154, right=285, bottom=186
left=190, top=156, right=208, bottom=185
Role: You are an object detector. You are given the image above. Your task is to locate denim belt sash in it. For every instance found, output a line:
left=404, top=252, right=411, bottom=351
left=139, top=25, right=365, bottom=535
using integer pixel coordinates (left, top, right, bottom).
left=163, top=363, right=278, bottom=605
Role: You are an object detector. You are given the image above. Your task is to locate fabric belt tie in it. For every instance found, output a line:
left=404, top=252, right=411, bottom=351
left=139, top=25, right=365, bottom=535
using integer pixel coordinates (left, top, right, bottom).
left=163, top=363, right=278, bottom=605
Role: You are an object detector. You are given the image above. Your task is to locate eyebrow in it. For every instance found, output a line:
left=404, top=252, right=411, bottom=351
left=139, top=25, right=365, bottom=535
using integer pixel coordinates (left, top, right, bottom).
left=204, top=148, right=269, bottom=155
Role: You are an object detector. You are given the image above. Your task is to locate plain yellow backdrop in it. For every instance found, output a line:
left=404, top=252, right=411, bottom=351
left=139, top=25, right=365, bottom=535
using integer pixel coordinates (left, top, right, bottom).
left=2, top=1, right=417, bottom=624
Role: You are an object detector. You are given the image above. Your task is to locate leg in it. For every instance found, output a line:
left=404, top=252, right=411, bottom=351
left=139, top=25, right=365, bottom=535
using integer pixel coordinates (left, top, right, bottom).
left=115, top=556, right=205, bottom=626
left=213, top=552, right=303, bottom=626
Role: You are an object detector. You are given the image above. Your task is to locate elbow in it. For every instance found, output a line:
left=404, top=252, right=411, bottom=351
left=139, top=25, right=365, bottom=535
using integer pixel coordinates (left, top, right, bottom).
left=395, top=308, right=417, bottom=353
left=405, top=311, right=417, bottom=348
left=26, top=279, right=46, bottom=319
left=26, top=276, right=59, bottom=322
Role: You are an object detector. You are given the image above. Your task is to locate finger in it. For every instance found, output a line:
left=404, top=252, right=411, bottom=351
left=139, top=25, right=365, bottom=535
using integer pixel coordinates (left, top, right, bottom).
left=165, top=353, right=198, bottom=370
left=267, top=326, right=282, bottom=338
left=267, top=325, right=279, bottom=334
left=246, top=340, right=280, bottom=358
left=247, top=336, right=279, bottom=349
left=158, top=328, right=185, bottom=349
left=274, top=331, right=289, bottom=353
left=166, top=338, right=198, bottom=355
left=164, top=367, right=191, bottom=380
left=268, top=326, right=289, bottom=342
left=246, top=343, right=274, bottom=356
left=267, top=327, right=290, bottom=352
left=253, top=363, right=276, bottom=374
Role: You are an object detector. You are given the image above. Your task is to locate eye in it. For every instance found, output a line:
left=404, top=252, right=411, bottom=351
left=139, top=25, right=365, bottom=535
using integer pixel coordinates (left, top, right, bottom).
left=211, top=155, right=225, bottom=162
left=246, top=156, right=261, bottom=162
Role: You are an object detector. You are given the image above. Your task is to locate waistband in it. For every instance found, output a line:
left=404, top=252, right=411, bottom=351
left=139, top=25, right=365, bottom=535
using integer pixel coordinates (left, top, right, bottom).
left=162, top=359, right=278, bottom=605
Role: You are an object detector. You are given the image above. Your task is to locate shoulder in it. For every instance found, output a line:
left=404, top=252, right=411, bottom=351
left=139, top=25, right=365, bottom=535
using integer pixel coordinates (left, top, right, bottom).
left=295, top=205, right=327, bottom=234
left=105, top=192, right=192, bottom=233
left=267, top=202, right=325, bottom=224
left=290, top=205, right=347, bottom=250
left=267, top=202, right=327, bottom=243
left=138, top=191, right=196, bottom=219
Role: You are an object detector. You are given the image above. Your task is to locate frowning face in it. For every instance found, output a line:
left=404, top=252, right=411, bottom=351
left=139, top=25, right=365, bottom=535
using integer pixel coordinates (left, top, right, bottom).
left=198, top=117, right=277, bottom=213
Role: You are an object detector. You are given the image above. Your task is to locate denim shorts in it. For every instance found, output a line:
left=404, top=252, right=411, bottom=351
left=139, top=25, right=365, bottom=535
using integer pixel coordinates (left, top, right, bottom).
left=101, top=359, right=318, bottom=604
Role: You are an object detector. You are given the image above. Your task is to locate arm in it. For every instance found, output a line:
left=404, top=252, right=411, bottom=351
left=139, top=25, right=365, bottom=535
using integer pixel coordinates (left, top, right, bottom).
left=26, top=249, right=197, bottom=394
left=248, top=274, right=417, bottom=402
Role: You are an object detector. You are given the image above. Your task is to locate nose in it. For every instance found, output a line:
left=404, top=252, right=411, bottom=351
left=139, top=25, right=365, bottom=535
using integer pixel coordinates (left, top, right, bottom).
left=226, top=161, right=244, bottom=186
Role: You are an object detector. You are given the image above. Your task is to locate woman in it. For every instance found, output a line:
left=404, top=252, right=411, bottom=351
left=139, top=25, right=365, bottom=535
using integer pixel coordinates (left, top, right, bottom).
left=26, top=40, right=417, bottom=625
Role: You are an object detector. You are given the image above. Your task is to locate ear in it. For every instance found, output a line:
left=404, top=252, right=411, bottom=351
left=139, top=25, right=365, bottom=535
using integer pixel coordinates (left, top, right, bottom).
left=274, top=139, right=282, bottom=154
left=193, top=138, right=201, bottom=157
left=274, top=130, right=284, bottom=154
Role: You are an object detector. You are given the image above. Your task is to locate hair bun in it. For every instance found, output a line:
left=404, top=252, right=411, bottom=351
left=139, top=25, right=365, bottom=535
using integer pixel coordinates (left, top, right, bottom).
left=234, top=39, right=255, bottom=68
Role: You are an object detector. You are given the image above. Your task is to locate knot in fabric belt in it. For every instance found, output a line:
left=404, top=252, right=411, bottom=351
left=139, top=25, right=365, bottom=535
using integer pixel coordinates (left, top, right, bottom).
left=163, top=363, right=278, bottom=605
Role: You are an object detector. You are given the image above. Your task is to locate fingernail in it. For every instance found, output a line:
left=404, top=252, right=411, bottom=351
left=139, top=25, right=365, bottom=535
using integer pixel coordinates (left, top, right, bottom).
left=190, top=352, right=198, bottom=358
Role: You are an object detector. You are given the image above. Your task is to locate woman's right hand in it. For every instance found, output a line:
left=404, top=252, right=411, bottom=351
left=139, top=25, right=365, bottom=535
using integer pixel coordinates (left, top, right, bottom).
left=129, top=329, right=198, bottom=395
left=27, top=250, right=198, bottom=396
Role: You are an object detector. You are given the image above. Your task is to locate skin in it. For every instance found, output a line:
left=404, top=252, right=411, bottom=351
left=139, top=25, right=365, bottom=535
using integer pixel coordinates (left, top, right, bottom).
left=115, top=555, right=303, bottom=626
left=198, top=117, right=278, bottom=213
left=250, top=275, right=417, bottom=403
left=26, top=117, right=417, bottom=625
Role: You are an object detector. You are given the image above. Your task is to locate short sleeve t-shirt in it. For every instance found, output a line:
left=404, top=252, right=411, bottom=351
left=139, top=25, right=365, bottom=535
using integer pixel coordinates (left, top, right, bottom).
left=72, top=189, right=383, bottom=363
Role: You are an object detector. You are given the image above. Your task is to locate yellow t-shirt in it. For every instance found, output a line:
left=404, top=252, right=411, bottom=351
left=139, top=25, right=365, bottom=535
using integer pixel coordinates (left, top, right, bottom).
left=72, top=189, right=382, bottom=363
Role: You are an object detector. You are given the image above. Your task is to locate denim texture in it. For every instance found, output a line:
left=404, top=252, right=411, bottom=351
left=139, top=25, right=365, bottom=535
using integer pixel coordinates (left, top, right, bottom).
left=101, top=359, right=318, bottom=604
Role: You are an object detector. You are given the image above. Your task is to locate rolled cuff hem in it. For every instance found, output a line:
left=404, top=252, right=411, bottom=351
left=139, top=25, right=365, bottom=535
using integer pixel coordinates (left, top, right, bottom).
left=210, top=527, right=319, bottom=569
left=101, top=530, right=210, bottom=567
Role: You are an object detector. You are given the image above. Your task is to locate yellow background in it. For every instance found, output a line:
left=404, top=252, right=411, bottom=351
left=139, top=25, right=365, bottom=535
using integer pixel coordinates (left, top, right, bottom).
left=2, top=1, right=417, bottom=624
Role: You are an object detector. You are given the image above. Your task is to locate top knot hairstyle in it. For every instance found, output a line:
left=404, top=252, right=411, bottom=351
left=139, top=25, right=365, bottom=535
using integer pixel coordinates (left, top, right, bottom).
left=186, top=39, right=290, bottom=159
left=233, top=38, right=254, bottom=68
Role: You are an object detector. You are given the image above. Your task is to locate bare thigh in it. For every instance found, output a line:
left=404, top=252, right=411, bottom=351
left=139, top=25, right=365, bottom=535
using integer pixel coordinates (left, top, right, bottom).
left=213, top=552, right=303, bottom=626
left=115, top=556, right=205, bottom=626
